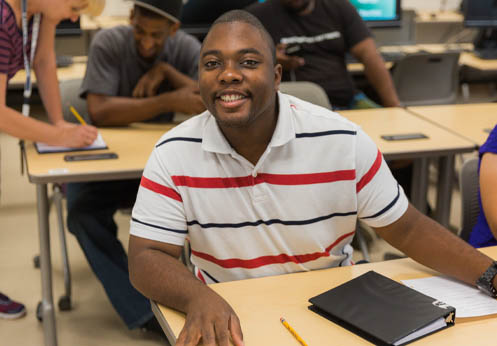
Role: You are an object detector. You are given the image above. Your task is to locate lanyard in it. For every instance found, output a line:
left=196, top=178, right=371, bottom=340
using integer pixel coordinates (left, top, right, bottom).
left=20, top=0, right=40, bottom=117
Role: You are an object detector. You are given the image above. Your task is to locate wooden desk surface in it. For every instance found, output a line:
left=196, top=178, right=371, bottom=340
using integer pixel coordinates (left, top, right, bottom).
left=415, top=10, right=464, bottom=23
left=80, top=15, right=128, bottom=31
left=8, top=56, right=88, bottom=89
left=337, top=107, right=476, bottom=159
left=408, top=103, right=497, bottom=147
left=25, top=123, right=175, bottom=184
left=157, top=247, right=497, bottom=346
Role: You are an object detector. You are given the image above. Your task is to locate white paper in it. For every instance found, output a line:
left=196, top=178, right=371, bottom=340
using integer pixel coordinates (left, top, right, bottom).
left=394, top=317, right=446, bottom=346
left=35, top=132, right=107, bottom=153
left=402, top=276, right=497, bottom=318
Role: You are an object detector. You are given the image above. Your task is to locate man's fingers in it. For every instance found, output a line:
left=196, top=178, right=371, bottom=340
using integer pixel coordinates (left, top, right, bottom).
left=229, top=313, right=244, bottom=346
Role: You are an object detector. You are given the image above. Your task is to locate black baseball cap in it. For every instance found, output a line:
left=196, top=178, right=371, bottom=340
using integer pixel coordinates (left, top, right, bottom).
left=129, top=0, right=182, bottom=23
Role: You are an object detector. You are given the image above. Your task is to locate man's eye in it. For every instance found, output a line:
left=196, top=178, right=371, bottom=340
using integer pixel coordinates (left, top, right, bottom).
left=204, top=61, right=220, bottom=69
left=241, top=60, right=259, bottom=67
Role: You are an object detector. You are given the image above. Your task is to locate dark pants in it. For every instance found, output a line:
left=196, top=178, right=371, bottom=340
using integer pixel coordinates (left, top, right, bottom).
left=66, top=179, right=153, bottom=329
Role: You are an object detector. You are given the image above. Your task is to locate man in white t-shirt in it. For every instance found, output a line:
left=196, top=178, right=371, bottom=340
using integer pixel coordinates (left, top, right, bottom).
left=128, top=10, right=497, bottom=346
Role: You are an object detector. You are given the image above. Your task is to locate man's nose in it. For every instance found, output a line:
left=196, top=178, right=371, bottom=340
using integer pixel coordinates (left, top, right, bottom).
left=219, top=62, right=242, bottom=84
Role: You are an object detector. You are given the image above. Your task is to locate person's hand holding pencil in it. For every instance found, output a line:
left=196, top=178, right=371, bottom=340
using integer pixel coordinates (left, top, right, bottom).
left=52, top=105, right=98, bottom=147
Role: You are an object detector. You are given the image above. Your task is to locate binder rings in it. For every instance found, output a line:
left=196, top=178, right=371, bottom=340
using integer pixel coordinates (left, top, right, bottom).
left=308, top=271, right=455, bottom=346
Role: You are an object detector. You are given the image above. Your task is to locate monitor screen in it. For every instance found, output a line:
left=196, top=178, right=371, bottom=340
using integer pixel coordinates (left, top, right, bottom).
left=55, top=19, right=82, bottom=36
left=463, top=0, right=497, bottom=27
left=349, top=0, right=401, bottom=28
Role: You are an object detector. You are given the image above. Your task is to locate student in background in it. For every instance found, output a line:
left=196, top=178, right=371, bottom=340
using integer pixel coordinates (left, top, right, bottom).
left=128, top=10, right=497, bottom=345
left=469, top=125, right=497, bottom=248
left=246, top=0, right=400, bottom=110
left=0, top=0, right=98, bottom=319
left=65, top=0, right=203, bottom=334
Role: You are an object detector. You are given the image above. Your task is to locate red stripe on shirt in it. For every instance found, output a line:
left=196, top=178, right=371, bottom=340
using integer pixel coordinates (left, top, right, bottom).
left=172, top=170, right=356, bottom=189
left=356, top=149, right=382, bottom=193
left=196, top=268, right=206, bottom=284
left=140, top=176, right=182, bottom=202
left=191, top=230, right=355, bottom=269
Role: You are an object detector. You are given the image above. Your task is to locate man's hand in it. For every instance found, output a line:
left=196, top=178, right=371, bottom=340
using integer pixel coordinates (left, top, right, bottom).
left=276, top=43, right=305, bottom=71
left=170, top=86, right=206, bottom=115
left=133, top=62, right=168, bottom=98
left=56, top=121, right=98, bottom=148
left=176, top=288, right=244, bottom=346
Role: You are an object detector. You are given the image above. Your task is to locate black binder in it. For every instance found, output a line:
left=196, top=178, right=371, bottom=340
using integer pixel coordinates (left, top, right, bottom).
left=308, top=271, right=455, bottom=346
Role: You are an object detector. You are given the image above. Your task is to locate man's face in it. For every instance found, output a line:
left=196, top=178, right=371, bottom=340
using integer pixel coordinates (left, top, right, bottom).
left=279, top=0, right=313, bottom=13
left=199, top=22, right=281, bottom=129
left=130, top=11, right=178, bottom=60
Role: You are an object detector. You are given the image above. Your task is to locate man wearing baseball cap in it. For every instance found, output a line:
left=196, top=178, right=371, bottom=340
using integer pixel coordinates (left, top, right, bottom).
left=66, top=0, right=204, bottom=336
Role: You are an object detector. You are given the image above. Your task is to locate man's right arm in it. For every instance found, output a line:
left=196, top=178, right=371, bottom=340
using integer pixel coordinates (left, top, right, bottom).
left=128, top=235, right=244, bottom=346
left=87, top=88, right=204, bottom=126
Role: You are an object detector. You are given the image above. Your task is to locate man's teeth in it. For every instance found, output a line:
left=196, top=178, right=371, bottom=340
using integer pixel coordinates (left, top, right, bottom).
left=220, top=94, right=244, bottom=102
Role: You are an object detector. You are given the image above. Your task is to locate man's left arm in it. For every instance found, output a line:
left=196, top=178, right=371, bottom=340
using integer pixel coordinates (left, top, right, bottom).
left=374, top=204, right=496, bottom=288
left=350, top=38, right=400, bottom=107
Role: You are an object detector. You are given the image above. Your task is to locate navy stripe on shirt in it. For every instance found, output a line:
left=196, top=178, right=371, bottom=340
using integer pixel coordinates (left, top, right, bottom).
left=156, top=137, right=202, bottom=148
left=187, top=210, right=357, bottom=229
left=131, top=217, right=188, bottom=234
left=360, top=184, right=401, bottom=220
left=201, top=269, right=220, bottom=283
left=296, top=130, right=357, bottom=138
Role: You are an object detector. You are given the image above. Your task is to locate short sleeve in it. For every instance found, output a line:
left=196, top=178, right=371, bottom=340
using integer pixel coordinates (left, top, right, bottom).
left=480, top=125, right=497, bottom=157
left=355, top=128, right=409, bottom=228
left=80, top=30, right=121, bottom=98
left=336, top=0, right=371, bottom=49
left=0, top=27, right=12, bottom=75
left=130, top=145, right=188, bottom=246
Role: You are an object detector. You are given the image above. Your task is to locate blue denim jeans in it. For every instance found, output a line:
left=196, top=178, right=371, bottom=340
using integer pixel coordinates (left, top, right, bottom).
left=66, top=180, right=154, bottom=329
left=332, top=92, right=381, bottom=111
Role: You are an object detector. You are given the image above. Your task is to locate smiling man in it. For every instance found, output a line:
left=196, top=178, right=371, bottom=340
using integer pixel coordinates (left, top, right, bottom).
left=128, top=10, right=497, bottom=346
left=65, top=0, right=204, bottom=336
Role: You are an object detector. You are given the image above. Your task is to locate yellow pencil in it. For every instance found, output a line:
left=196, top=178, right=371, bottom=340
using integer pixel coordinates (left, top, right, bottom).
left=280, top=317, right=308, bottom=346
left=69, top=105, right=87, bottom=125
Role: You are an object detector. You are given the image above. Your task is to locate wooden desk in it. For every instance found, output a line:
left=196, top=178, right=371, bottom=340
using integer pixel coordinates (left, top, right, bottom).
left=338, top=107, right=475, bottom=226
left=26, top=123, right=175, bottom=346
left=407, top=103, right=497, bottom=147
left=415, top=10, right=464, bottom=24
left=154, top=247, right=497, bottom=345
left=8, top=56, right=87, bottom=90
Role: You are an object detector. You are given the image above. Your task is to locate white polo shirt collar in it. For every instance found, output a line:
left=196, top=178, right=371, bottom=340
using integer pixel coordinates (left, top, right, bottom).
left=201, top=92, right=296, bottom=155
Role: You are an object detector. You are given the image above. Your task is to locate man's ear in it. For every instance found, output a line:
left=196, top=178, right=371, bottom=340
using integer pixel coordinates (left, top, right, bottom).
left=129, top=8, right=135, bottom=23
left=169, top=22, right=181, bottom=36
left=274, top=63, right=283, bottom=91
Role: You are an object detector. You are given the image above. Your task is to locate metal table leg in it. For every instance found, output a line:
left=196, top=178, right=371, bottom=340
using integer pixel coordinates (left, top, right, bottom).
left=410, top=158, right=429, bottom=214
left=36, top=183, right=58, bottom=346
left=435, top=155, right=455, bottom=228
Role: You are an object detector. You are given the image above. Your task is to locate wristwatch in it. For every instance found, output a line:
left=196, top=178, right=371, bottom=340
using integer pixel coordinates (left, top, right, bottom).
left=476, top=261, right=497, bottom=298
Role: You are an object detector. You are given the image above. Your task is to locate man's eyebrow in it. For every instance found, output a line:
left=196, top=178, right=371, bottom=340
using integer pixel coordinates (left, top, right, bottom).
left=201, top=48, right=264, bottom=58
left=201, top=49, right=221, bottom=58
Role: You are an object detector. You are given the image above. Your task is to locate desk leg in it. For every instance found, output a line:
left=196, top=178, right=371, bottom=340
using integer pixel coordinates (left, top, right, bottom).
left=411, top=158, right=429, bottom=214
left=435, top=155, right=455, bottom=228
left=36, top=183, right=58, bottom=346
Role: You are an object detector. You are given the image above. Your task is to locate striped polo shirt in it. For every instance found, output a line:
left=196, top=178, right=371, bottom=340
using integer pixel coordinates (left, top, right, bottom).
left=130, top=92, right=408, bottom=284
left=0, top=0, right=35, bottom=80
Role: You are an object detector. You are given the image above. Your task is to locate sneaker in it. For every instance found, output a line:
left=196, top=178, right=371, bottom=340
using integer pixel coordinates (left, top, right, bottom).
left=0, top=292, right=26, bottom=319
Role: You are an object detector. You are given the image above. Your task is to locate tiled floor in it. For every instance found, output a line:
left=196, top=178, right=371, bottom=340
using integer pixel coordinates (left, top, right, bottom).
left=0, top=130, right=470, bottom=345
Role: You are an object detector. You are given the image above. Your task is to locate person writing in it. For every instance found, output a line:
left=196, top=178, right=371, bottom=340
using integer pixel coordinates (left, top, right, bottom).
left=0, top=0, right=98, bottom=319
left=128, top=10, right=497, bottom=345
left=469, top=125, right=497, bottom=248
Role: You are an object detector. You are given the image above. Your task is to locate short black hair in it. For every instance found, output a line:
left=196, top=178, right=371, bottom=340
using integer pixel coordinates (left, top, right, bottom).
left=206, top=10, right=276, bottom=65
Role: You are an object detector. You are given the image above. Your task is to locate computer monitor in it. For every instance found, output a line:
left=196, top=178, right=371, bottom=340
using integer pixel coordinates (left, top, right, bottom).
left=463, top=0, right=497, bottom=58
left=349, top=0, right=402, bottom=28
left=463, top=0, right=497, bottom=27
left=55, top=19, right=82, bottom=36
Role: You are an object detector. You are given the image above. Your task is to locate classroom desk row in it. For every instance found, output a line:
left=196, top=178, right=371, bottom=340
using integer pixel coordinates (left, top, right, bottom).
left=155, top=245, right=497, bottom=346
left=26, top=104, right=496, bottom=346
